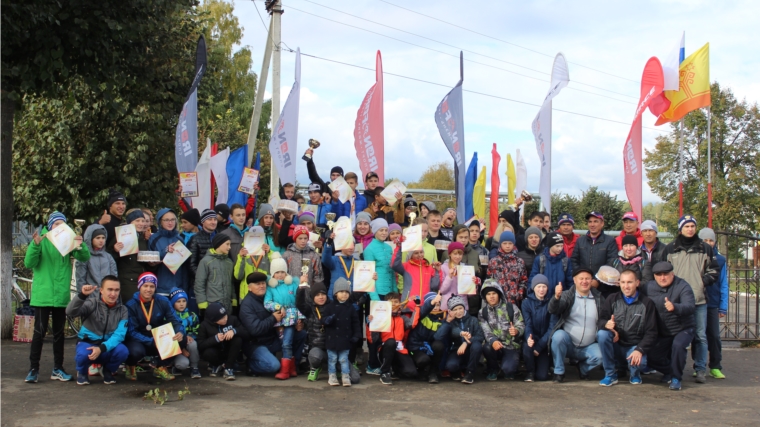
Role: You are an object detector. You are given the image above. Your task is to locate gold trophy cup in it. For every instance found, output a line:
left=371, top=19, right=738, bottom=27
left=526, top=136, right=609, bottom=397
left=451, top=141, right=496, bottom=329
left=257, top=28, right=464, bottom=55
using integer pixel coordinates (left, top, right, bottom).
left=325, top=212, right=337, bottom=230
left=302, top=138, right=321, bottom=161
left=301, top=259, right=310, bottom=277
left=409, top=212, right=417, bottom=225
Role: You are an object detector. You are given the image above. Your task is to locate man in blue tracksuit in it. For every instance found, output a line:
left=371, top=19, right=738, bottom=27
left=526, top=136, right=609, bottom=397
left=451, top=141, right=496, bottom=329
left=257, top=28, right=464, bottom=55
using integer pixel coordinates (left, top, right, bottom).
left=698, top=228, right=729, bottom=379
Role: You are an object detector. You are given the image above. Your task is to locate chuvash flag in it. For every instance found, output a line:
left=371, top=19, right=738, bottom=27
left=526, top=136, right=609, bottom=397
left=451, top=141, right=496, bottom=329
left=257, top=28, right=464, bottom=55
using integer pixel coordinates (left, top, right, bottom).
left=269, top=48, right=301, bottom=186
left=488, top=143, right=500, bottom=236
left=354, top=51, right=385, bottom=184
left=531, top=53, right=569, bottom=214
left=175, top=35, right=208, bottom=175
left=434, top=52, right=466, bottom=223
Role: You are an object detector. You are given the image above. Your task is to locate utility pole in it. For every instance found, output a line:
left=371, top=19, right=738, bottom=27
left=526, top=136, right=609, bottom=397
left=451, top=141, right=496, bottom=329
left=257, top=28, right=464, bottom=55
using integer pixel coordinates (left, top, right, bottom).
left=246, top=17, right=273, bottom=166
left=270, top=0, right=283, bottom=199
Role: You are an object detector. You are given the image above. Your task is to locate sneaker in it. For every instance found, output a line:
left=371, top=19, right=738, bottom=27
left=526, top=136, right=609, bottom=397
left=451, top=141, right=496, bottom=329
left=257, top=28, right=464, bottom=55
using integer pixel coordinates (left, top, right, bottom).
left=553, top=374, right=565, bottom=383
left=209, top=365, right=223, bottom=377
left=51, top=368, right=73, bottom=382
left=77, top=371, right=90, bottom=385
left=524, top=372, right=535, bottom=382
left=709, top=368, right=726, bottom=379
left=695, top=370, right=706, bottom=383
left=486, top=371, right=498, bottom=381
left=365, top=366, right=381, bottom=376
left=88, top=364, right=102, bottom=377
left=223, top=368, right=235, bottom=381
left=641, top=366, right=658, bottom=375
left=153, top=366, right=175, bottom=381
left=390, top=371, right=399, bottom=380
left=669, top=378, right=682, bottom=391
left=307, top=368, right=321, bottom=382
left=461, top=372, right=474, bottom=384
left=504, top=373, right=515, bottom=380
left=342, top=373, right=351, bottom=387
left=328, top=373, right=340, bottom=386
left=450, top=371, right=463, bottom=381
left=125, top=366, right=137, bottom=381
left=629, top=374, right=642, bottom=385
left=379, top=373, right=393, bottom=385
left=578, top=369, right=590, bottom=380
left=103, top=370, right=116, bottom=385
left=191, top=368, right=202, bottom=379
left=599, top=375, right=618, bottom=387
left=170, top=366, right=184, bottom=376
left=660, top=374, right=672, bottom=384
left=25, top=369, right=39, bottom=383
left=440, top=370, right=451, bottom=378
left=428, top=372, right=439, bottom=384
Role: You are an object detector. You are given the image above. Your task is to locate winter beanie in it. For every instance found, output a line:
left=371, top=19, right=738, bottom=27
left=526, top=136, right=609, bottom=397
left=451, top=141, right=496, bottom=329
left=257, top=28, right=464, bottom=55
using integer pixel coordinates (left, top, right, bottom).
left=388, top=223, right=402, bottom=234
left=546, top=231, right=563, bottom=247
left=499, top=231, right=516, bottom=245
left=200, top=209, right=216, bottom=224
left=310, top=282, right=328, bottom=298
left=621, top=234, right=639, bottom=247
left=371, top=218, right=389, bottom=235
left=205, top=302, right=227, bottom=323
left=298, top=211, right=316, bottom=224
left=107, top=188, right=126, bottom=209
left=137, top=272, right=158, bottom=290
left=181, top=208, right=201, bottom=227
left=169, top=287, right=189, bottom=306
left=91, top=228, right=107, bottom=240
left=447, top=295, right=467, bottom=311
left=257, top=204, right=276, bottom=222
left=447, top=242, right=465, bottom=254
left=698, top=227, right=716, bottom=242
left=330, top=166, right=344, bottom=177
left=677, top=214, right=697, bottom=231
left=212, top=233, right=231, bottom=250
left=333, top=278, right=351, bottom=295
left=214, top=204, right=230, bottom=223
left=531, top=274, right=549, bottom=291
left=126, top=210, right=146, bottom=224
left=525, top=226, right=542, bottom=241
left=270, top=253, right=288, bottom=275
left=640, top=220, right=658, bottom=233
left=356, top=212, right=372, bottom=226
left=47, top=211, right=67, bottom=230
left=292, top=225, right=310, bottom=241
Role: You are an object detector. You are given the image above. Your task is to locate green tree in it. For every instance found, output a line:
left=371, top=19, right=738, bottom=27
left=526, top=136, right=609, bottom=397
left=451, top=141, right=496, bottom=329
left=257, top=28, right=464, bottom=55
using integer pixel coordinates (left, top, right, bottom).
left=407, top=162, right=455, bottom=190
left=577, top=186, right=627, bottom=230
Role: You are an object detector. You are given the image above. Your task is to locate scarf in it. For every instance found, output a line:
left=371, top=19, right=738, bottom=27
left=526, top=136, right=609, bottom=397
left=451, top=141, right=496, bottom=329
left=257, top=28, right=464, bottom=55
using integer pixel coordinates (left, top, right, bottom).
left=623, top=291, right=638, bottom=305
left=619, top=255, right=642, bottom=266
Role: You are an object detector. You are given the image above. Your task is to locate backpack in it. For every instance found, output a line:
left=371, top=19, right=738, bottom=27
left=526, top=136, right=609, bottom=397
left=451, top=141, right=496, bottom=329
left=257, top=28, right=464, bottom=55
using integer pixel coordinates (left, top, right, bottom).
left=538, top=254, right=569, bottom=276
left=480, top=300, right=514, bottom=324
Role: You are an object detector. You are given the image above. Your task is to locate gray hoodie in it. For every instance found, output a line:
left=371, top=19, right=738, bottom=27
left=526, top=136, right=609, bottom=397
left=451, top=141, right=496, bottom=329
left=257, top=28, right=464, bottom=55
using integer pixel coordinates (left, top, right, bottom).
left=75, top=224, right=118, bottom=292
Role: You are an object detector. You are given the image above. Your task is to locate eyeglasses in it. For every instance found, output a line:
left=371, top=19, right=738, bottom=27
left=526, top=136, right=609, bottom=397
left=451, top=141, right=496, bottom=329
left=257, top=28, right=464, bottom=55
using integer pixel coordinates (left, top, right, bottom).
left=161, top=218, right=177, bottom=223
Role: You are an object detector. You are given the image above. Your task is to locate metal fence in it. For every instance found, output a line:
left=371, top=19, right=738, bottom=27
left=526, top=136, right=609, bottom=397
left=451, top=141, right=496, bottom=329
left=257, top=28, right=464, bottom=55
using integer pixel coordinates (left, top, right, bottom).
left=718, top=231, right=759, bottom=341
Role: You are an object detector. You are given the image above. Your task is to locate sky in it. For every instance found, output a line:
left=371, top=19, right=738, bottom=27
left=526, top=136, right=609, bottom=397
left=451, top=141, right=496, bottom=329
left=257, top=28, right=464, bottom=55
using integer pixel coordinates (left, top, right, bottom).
left=231, top=0, right=760, bottom=204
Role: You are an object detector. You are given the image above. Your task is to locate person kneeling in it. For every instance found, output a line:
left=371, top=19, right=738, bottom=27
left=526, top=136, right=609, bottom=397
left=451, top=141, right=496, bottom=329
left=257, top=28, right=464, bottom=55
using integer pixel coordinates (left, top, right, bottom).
left=368, top=294, right=419, bottom=386
left=479, top=280, right=524, bottom=381
left=198, top=303, right=250, bottom=380
left=435, top=295, right=484, bottom=384
left=407, top=293, right=446, bottom=384
left=597, top=270, right=658, bottom=386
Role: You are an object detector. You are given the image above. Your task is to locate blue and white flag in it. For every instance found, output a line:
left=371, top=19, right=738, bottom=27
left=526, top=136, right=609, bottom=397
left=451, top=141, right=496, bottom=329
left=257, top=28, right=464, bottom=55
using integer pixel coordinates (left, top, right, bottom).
left=175, top=36, right=207, bottom=174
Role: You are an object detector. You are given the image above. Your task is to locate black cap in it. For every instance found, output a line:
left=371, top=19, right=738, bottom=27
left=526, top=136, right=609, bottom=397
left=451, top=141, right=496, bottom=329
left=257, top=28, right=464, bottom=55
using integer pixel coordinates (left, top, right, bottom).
left=212, top=233, right=231, bottom=250
left=573, top=267, right=594, bottom=277
left=247, top=272, right=267, bottom=284
left=310, top=282, right=327, bottom=299
left=546, top=231, right=563, bottom=247
left=652, top=261, right=674, bottom=274
left=330, top=166, right=344, bottom=176
left=205, top=302, right=227, bottom=323
left=365, top=171, right=379, bottom=182
left=215, top=204, right=230, bottom=222
left=181, top=208, right=201, bottom=227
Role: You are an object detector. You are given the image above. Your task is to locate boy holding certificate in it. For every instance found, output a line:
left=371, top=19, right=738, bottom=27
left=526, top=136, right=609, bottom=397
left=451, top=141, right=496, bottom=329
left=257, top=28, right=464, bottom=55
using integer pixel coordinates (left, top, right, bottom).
left=367, top=294, right=419, bottom=385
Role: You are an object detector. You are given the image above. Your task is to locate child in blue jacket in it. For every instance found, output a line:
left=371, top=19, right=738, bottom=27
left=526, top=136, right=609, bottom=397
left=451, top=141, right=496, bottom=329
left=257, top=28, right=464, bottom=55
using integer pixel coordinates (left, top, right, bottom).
left=521, top=274, right=557, bottom=382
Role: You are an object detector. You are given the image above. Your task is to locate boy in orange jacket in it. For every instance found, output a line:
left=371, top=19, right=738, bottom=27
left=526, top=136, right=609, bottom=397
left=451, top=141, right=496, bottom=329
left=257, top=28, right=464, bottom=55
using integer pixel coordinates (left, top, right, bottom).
left=367, top=293, right=419, bottom=385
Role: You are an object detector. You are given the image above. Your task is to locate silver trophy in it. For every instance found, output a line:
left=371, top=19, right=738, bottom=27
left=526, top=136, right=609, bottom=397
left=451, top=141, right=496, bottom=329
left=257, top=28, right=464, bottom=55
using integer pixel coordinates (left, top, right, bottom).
left=302, top=138, right=321, bottom=161
left=301, top=259, right=310, bottom=277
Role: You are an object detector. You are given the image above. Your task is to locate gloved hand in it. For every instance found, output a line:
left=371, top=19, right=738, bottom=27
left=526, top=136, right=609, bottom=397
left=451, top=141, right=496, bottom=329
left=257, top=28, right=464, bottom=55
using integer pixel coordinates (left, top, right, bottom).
left=413, top=296, right=421, bottom=305
left=350, top=336, right=360, bottom=344
left=323, top=314, right=336, bottom=325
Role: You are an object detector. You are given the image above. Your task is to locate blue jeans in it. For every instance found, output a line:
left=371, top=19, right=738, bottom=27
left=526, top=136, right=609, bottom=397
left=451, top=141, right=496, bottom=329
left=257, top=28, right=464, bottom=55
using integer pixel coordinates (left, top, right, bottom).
left=550, top=329, right=602, bottom=375
left=481, top=344, right=520, bottom=376
left=75, top=342, right=129, bottom=373
left=691, top=304, right=708, bottom=372
left=281, top=326, right=296, bottom=359
left=327, top=349, right=350, bottom=375
left=597, top=330, right=647, bottom=378
left=247, top=330, right=307, bottom=375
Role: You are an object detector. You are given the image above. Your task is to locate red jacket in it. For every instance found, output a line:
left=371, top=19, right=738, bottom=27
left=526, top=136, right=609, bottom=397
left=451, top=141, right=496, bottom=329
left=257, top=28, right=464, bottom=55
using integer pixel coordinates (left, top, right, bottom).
left=615, top=229, right=644, bottom=250
left=563, top=233, right=578, bottom=258
left=367, top=310, right=419, bottom=355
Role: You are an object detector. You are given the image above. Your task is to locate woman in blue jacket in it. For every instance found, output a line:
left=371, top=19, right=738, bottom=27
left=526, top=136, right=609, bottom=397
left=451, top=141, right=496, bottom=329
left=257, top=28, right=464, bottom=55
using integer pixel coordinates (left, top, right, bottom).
left=148, top=208, right=188, bottom=296
left=521, top=274, right=557, bottom=382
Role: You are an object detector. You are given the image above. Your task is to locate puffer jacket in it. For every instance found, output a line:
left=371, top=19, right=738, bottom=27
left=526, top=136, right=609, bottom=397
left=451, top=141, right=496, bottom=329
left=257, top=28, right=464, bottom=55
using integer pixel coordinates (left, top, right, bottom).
left=529, top=247, right=573, bottom=292
left=335, top=191, right=368, bottom=221
left=521, top=292, right=557, bottom=354
left=195, top=249, right=236, bottom=312
left=124, top=292, right=184, bottom=344
left=322, top=244, right=358, bottom=298
left=296, top=286, right=331, bottom=350
left=597, top=292, right=658, bottom=354
left=25, top=226, right=91, bottom=308
left=75, top=224, right=118, bottom=292
left=516, top=245, right=543, bottom=276
left=148, top=209, right=187, bottom=295
left=282, top=243, right=324, bottom=289
left=705, top=251, right=728, bottom=314
left=392, top=246, right=440, bottom=308
left=612, top=250, right=645, bottom=282
left=174, top=309, right=200, bottom=339
left=66, top=289, right=128, bottom=353
left=362, top=238, right=394, bottom=299
left=640, top=239, right=667, bottom=283
left=486, top=248, right=528, bottom=307
left=478, top=282, right=524, bottom=350
left=640, top=275, right=696, bottom=336
left=188, top=228, right=215, bottom=276
left=663, top=235, right=719, bottom=305
left=197, top=315, right=251, bottom=354
left=570, top=231, right=618, bottom=277
left=407, top=299, right=445, bottom=353
left=264, top=279, right=304, bottom=328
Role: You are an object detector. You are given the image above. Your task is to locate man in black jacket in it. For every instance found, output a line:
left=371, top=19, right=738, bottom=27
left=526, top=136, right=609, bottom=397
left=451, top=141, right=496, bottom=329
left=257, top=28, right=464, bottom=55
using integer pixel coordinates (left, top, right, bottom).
left=188, top=209, right=218, bottom=277
left=570, top=212, right=618, bottom=298
left=596, top=270, right=658, bottom=387
left=197, top=303, right=250, bottom=381
left=640, top=261, right=696, bottom=391
left=639, top=220, right=666, bottom=283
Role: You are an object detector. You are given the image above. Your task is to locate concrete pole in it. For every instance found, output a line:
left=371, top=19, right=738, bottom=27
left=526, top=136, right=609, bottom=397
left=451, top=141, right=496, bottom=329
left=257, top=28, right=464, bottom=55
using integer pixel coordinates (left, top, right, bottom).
left=246, top=17, right=274, bottom=166
left=270, top=0, right=283, bottom=198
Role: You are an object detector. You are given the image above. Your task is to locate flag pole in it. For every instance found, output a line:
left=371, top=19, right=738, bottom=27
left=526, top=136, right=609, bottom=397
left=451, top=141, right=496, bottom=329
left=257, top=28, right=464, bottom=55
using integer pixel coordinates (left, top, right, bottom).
left=707, top=108, right=712, bottom=228
left=678, top=119, right=684, bottom=217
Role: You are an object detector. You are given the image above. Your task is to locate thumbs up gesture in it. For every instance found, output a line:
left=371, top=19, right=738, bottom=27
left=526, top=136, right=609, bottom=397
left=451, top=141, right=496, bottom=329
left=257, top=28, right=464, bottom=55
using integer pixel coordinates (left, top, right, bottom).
left=664, top=297, right=675, bottom=312
left=99, top=210, right=111, bottom=225
left=554, top=282, right=563, bottom=300
left=527, top=334, right=534, bottom=347
left=508, top=322, right=518, bottom=337
left=605, top=314, right=616, bottom=330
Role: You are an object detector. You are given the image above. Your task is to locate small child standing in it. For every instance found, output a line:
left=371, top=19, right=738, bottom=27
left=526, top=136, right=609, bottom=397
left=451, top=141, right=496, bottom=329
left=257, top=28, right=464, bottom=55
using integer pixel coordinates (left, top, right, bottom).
left=169, top=288, right=201, bottom=378
left=296, top=281, right=333, bottom=381
left=487, top=231, right=528, bottom=308
left=321, top=278, right=361, bottom=386
left=265, top=252, right=305, bottom=380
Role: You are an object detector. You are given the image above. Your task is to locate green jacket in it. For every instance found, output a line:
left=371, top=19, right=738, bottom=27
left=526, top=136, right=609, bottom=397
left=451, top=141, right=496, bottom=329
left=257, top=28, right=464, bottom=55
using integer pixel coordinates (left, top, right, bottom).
left=24, top=227, right=91, bottom=308
left=195, top=249, right=236, bottom=311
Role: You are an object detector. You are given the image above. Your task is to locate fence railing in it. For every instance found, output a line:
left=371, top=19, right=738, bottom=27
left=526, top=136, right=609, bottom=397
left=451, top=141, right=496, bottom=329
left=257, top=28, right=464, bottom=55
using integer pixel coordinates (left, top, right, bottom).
left=718, top=231, right=759, bottom=341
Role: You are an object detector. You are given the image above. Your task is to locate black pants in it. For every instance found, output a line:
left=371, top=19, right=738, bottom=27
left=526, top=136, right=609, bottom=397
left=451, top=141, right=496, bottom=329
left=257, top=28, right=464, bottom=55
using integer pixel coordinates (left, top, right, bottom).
left=706, top=307, right=723, bottom=370
left=201, top=336, right=244, bottom=368
left=29, top=307, right=67, bottom=370
left=467, top=294, right=482, bottom=317
left=482, top=344, right=520, bottom=376
left=379, top=339, right=417, bottom=377
left=522, top=344, right=551, bottom=381
left=444, top=341, right=483, bottom=374
left=411, top=341, right=445, bottom=374
left=648, top=328, right=695, bottom=381
left=125, top=337, right=170, bottom=367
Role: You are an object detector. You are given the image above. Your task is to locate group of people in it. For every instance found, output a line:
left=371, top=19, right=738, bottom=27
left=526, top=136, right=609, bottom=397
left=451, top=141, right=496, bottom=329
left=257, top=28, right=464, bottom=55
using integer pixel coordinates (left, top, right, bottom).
left=22, top=152, right=729, bottom=392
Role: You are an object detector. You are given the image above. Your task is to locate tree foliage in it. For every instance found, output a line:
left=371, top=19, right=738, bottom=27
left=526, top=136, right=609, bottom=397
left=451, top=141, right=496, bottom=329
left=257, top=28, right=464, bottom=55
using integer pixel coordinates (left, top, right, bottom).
left=407, top=162, right=455, bottom=190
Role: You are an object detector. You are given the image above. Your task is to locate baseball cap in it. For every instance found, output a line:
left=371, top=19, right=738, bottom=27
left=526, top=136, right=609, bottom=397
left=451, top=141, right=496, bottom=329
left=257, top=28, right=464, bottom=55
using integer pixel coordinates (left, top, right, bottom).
left=622, top=212, right=639, bottom=222
left=585, top=211, right=604, bottom=220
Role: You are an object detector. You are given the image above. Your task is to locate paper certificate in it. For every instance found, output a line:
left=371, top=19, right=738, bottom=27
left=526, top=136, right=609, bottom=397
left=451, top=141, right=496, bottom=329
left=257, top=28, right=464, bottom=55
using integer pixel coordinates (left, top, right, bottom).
left=353, top=242, right=364, bottom=255
left=137, top=251, right=161, bottom=262
left=179, top=172, right=199, bottom=197
left=243, top=228, right=265, bottom=256
left=402, top=225, right=423, bottom=252
left=115, top=224, right=139, bottom=257
left=457, top=265, right=477, bottom=295
left=333, top=217, right=353, bottom=250
left=46, top=223, right=77, bottom=256
left=238, top=167, right=259, bottom=195
left=151, top=323, right=182, bottom=360
left=163, top=240, right=191, bottom=274
left=479, top=255, right=489, bottom=266
left=328, top=176, right=351, bottom=203
left=353, top=261, right=376, bottom=293
left=300, top=204, right=318, bottom=217
left=380, top=180, right=407, bottom=205
left=309, top=232, right=320, bottom=244
left=369, top=301, right=392, bottom=332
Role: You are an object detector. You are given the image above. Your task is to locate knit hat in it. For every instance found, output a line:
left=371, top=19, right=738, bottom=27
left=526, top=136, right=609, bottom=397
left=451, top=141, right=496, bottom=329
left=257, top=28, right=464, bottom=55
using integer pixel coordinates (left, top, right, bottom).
left=180, top=208, right=201, bottom=227
left=212, top=233, right=231, bottom=250
left=246, top=272, right=268, bottom=284
left=308, top=182, right=322, bottom=193
left=448, top=241, right=465, bottom=254
left=531, top=274, right=549, bottom=291
left=557, top=213, right=575, bottom=226
left=421, top=201, right=436, bottom=212
left=205, top=302, right=227, bottom=323
left=137, top=272, right=158, bottom=290
left=298, top=211, right=316, bottom=224
left=404, top=198, right=418, bottom=209
left=371, top=218, right=389, bottom=235
left=268, top=253, right=293, bottom=287
left=257, top=204, right=275, bottom=222
left=330, top=166, right=344, bottom=176
left=423, top=292, right=438, bottom=306
left=333, top=277, right=351, bottom=295
left=546, top=231, right=563, bottom=247
left=447, top=295, right=467, bottom=311
left=443, top=207, right=456, bottom=216
left=214, top=204, right=230, bottom=223
left=640, top=220, right=658, bottom=233
left=698, top=227, right=716, bottom=242
left=499, top=231, right=516, bottom=245
left=47, top=211, right=67, bottom=230
left=310, top=282, right=328, bottom=299
left=91, top=228, right=107, bottom=240
left=169, top=287, right=188, bottom=306
left=126, top=210, right=145, bottom=224
left=356, top=212, right=372, bottom=226
left=200, top=209, right=216, bottom=224
left=678, top=214, right=697, bottom=231
left=621, top=234, right=639, bottom=247
left=388, top=223, right=402, bottom=234
left=292, top=225, right=310, bottom=241
left=525, top=226, right=542, bottom=241
left=107, top=188, right=126, bottom=209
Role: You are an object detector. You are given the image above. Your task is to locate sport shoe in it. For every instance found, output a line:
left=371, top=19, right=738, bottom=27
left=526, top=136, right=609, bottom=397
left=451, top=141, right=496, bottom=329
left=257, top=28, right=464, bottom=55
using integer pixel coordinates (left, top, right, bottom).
left=379, top=373, right=393, bottom=385
left=25, top=369, right=39, bottom=383
left=51, top=368, right=73, bottom=382
left=125, top=366, right=137, bottom=381
left=641, top=366, right=658, bottom=375
left=88, top=364, right=102, bottom=377
left=223, top=368, right=235, bottom=381
left=461, top=372, right=474, bottom=384
left=153, top=366, right=175, bottom=381
left=486, top=371, right=498, bottom=381
left=342, top=373, right=351, bottom=387
left=307, top=368, right=321, bottom=382
left=524, top=372, right=535, bottom=382
left=695, top=370, right=706, bottom=383
left=365, top=366, right=381, bottom=376
left=629, top=374, right=642, bottom=385
left=328, top=373, right=340, bottom=386
left=553, top=374, right=565, bottom=383
left=77, top=371, right=90, bottom=385
left=599, top=375, right=618, bottom=387
left=209, top=365, right=223, bottom=377
left=428, top=372, right=439, bottom=384
left=709, top=368, right=726, bottom=379
left=103, top=370, right=116, bottom=385
left=660, top=374, right=672, bottom=384
left=191, top=368, right=202, bottom=379
left=170, top=366, right=184, bottom=376
left=669, top=378, right=682, bottom=391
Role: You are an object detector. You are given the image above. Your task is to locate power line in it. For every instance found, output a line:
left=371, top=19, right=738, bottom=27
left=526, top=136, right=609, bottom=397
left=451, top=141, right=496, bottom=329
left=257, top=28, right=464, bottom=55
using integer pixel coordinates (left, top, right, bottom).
left=378, top=0, right=642, bottom=84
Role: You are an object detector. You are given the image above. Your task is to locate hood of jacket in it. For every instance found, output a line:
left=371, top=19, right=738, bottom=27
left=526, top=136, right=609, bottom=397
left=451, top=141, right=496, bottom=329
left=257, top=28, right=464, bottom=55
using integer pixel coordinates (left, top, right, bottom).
left=83, top=224, right=108, bottom=255
left=480, top=280, right=507, bottom=302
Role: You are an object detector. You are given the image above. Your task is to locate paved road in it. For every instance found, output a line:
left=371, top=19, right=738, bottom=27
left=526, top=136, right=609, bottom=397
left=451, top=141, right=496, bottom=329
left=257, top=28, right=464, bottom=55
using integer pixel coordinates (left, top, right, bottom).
left=2, top=339, right=759, bottom=426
